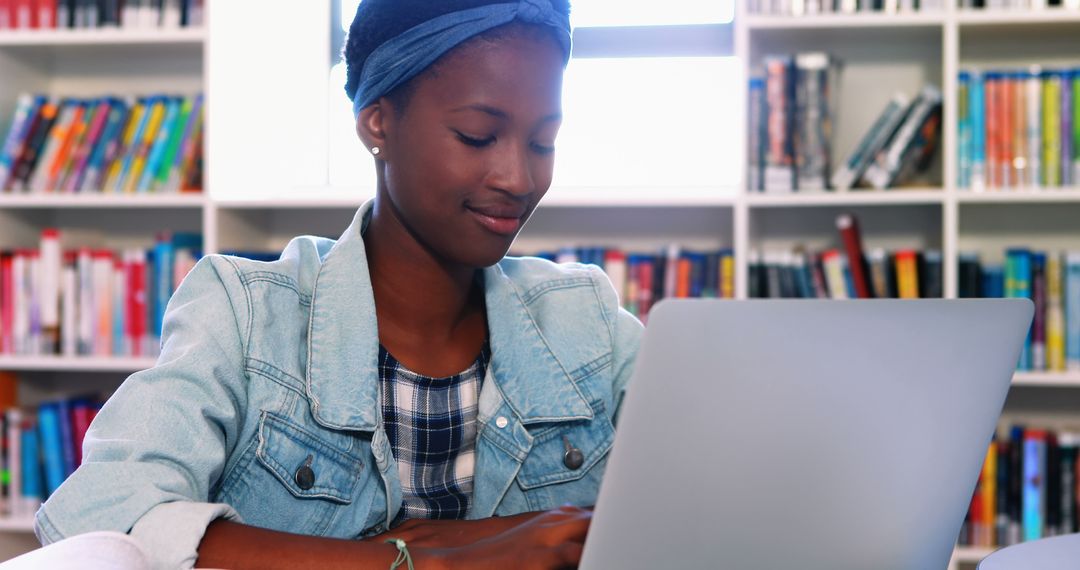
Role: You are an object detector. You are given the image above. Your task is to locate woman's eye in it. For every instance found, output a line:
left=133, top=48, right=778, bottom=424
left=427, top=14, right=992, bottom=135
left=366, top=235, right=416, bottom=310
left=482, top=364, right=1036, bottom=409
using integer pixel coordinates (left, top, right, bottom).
left=455, top=132, right=495, bottom=148
left=532, top=142, right=556, bottom=155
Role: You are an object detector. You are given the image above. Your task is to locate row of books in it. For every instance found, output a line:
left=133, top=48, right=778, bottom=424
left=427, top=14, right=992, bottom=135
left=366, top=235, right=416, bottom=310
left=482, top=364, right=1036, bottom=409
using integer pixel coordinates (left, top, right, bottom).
left=748, top=53, right=839, bottom=193
left=0, top=372, right=101, bottom=518
left=749, top=247, right=943, bottom=299
left=960, top=426, right=1080, bottom=548
left=748, top=52, right=942, bottom=193
left=0, top=93, right=204, bottom=195
left=0, top=0, right=203, bottom=30
left=961, top=0, right=1080, bottom=9
left=960, top=250, right=1080, bottom=372
left=958, top=68, right=1080, bottom=191
left=0, top=229, right=202, bottom=358
left=521, top=247, right=736, bottom=322
left=747, top=0, right=945, bottom=14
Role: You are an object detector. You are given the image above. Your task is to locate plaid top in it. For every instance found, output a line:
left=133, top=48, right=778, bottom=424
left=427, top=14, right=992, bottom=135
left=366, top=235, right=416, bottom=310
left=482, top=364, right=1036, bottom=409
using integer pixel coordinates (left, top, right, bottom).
left=379, top=342, right=489, bottom=522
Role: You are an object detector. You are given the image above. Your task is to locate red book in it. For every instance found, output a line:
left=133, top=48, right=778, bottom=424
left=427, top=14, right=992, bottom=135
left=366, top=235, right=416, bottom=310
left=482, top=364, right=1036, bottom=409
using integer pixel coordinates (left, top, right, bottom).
left=836, top=213, right=873, bottom=298
left=637, top=258, right=654, bottom=321
left=1, top=254, right=11, bottom=354
left=36, top=0, right=55, bottom=29
left=128, top=252, right=146, bottom=357
left=0, top=0, right=12, bottom=29
left=70, top=402, right=98, bottom=466
left=675, top=257, right=692, bottom=298
left=12, top=0, right=31, bottom=28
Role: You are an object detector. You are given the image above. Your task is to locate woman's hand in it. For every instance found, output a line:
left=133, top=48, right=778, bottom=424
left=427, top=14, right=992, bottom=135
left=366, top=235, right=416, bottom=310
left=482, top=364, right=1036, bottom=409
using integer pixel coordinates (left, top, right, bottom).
left=384, top=505, right=593, bottom=569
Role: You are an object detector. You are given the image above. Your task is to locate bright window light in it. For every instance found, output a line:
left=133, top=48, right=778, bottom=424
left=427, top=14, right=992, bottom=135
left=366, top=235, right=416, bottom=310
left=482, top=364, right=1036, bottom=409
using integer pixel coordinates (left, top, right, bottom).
left=572, top=0, right=734, bottom=27
left=328, top=57, right=743, bottom=193
left=341, top=1, right=735, bottom=32
left=552, top=56, right=742, bottom=192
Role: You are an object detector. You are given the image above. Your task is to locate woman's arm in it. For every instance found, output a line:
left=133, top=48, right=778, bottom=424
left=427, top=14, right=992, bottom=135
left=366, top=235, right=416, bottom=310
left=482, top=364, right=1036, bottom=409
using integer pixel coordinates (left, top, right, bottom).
left=197, top=506, right=592, bottom=570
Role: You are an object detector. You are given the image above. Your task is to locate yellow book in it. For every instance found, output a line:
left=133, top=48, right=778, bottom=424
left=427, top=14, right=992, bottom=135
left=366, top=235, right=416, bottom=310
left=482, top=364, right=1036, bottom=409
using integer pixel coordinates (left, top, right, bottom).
left=103, top=100, right=146, bottom=193
left=979, top=442, right=997, bottom=547
left=124, top=97, right=166, bottom=194
left=895, top=251, right=920, bottom=299
left=1047, top=253, right=1066, bottom=371
left=720, top=252, right=735, bottom=299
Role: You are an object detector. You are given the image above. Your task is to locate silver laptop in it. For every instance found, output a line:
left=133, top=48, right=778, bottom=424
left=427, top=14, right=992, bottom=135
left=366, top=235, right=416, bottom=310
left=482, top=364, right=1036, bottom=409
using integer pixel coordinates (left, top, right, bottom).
left=580, top=299, right=1033, bottom=570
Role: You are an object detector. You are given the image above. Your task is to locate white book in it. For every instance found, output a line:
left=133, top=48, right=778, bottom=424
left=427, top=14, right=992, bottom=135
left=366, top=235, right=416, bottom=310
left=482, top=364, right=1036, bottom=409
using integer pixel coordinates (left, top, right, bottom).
left=12, top=254, right=26, bottom=355
left=28, top=256, right=41, bottom=355
left=39, top=230, right=61, bottom=336
left=77, top=250, right=94, bottom=355
left=663, top=244, right=680, bottom=300
left=1027, top=67, right=1043, bottom=188
left=822, top=251, right=849, bottom=300
left=94, top=254, right=114, bottom=356
left=138, top=1, right=158, bottom=28
left=605, top=254, right=628, bottom=306
left=122, top=0, right=139, bottom=29
left=163, top=0, right=182, bottom=28
left=61, top=264, right=78, bottom=357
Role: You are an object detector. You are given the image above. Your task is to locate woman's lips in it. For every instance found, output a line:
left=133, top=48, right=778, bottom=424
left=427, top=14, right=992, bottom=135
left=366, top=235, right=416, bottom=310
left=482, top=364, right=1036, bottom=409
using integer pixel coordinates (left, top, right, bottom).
left=466, top=205, right=524, bottom=236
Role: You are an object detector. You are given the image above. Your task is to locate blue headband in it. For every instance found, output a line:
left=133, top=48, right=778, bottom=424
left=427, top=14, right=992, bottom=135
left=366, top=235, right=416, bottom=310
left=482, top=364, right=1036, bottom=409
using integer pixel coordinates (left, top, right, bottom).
left=352, top=0, right=572, bottom=117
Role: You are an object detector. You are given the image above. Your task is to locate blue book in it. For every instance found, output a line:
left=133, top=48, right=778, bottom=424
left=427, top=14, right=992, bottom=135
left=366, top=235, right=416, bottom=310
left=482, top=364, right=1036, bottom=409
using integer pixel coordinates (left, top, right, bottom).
left=81, top=98, right=129, bottom=193
left=1066, top=253, right=1080, bottom=371
left=958, top=71, right=972, bottom=189
left=37, top=404, right=66, bottom=496
left=56, top=399, right=76, bottom=478
left=113, top=256, right=126, bottom=356
left=841, top=255, right=857, bottom=299
left=1023, top=430, right=1046, bottom=542
left=1007, top=249, right=1034, bottom=370
left=0, top=94, right=45, bottom=187
left=154, top=236, right=175, bottom=338
left=113, top=95, right=159, bottom=193
left=983, top=265, right=1005, bottom=298
left=21, top=425, right=42, bottom=505
left=971, top=71, right=986, bottom=190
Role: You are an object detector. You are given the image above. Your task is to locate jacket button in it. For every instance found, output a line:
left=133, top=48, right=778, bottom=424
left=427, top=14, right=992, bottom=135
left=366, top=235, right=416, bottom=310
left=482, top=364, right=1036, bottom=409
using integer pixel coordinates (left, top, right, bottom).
left=295, top=465, right=315, bottom=490
left=495, top=416, right=509, bottom=429
left=563, top=436, right=584, bottom=470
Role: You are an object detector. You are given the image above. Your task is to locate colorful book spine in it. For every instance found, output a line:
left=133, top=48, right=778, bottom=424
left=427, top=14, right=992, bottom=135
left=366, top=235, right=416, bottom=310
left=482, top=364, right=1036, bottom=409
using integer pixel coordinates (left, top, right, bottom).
left=958, top=72, right=972, bottom=189
left=1044, top=72, right=1062, bottom=188
left=1067, top=253, right=1080, bottom=371
left=1023, top=429, right=1046, bottom=542
left=895, top=250, right=920, bottom=299
left=971, top=71, right=987, bottom=190
left=1027, top=67, right=1043, bottom=188
left=1046, top=253, right=1066, bottom=372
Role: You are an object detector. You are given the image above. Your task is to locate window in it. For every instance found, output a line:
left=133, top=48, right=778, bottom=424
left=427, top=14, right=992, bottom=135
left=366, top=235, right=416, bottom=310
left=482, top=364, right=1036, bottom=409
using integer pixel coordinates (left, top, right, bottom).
left=329, top=1, right=739, bottom=195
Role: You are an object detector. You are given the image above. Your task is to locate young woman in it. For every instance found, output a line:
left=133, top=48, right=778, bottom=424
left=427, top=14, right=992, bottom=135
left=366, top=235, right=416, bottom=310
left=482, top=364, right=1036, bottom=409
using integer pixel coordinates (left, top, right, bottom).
left=35, top=1, right=642, bottom=568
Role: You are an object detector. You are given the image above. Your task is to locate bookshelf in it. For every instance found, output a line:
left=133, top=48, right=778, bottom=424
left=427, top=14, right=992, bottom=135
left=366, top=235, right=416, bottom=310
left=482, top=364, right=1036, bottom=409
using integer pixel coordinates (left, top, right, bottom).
left=0, top=0, right=1077, bottom=566
left=740, top=5, right=1080, bottom=569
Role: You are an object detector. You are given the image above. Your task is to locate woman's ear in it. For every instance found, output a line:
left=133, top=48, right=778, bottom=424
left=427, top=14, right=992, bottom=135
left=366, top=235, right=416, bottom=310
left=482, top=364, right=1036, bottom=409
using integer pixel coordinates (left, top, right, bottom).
left=356, top=101, right=389, bottom=159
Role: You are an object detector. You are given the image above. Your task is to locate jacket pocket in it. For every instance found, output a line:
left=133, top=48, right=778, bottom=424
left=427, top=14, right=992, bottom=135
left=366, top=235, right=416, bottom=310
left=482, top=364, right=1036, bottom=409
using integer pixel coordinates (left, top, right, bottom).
left=256, top=411, right=365, bottom=503
left=217, top=411, right=369, bottom=536
left=515, top=411, right=615, bottom=510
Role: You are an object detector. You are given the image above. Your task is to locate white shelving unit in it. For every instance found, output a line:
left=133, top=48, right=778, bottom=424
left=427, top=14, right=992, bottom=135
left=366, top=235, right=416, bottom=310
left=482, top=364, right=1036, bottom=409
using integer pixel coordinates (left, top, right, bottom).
left=0, top=1, right=1078, bottom=565
left=741, top=6, right=1080, bottom=569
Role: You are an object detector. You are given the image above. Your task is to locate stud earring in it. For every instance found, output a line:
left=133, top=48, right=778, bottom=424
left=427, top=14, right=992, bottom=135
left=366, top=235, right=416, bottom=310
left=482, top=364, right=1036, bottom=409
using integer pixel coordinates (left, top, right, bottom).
left=370, top=146, right=381, bottom=156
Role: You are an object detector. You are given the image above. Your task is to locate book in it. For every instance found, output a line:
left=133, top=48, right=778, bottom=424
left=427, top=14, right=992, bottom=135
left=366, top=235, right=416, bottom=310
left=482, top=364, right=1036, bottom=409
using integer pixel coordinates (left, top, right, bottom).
left=864, top=85, right=943, bottom=190
left=836, top=213, right=871, bottom=298
left=833, top=94, right=911, bottom=191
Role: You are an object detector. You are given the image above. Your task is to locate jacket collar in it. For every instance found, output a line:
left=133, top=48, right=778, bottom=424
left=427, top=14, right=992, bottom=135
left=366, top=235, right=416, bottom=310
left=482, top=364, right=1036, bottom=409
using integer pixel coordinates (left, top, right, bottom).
left=305, top=200, right=593, bottom=432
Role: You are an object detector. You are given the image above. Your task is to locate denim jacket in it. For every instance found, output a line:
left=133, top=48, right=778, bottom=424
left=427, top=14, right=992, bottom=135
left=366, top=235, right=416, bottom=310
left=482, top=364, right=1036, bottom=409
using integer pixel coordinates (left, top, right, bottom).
left=34, top=200, right=643, bottom=569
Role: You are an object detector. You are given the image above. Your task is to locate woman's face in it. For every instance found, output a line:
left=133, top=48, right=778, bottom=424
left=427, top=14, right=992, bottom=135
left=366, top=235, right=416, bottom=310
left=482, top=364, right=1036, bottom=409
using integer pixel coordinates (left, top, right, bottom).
left=371, top=28, right=565, bottom=268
